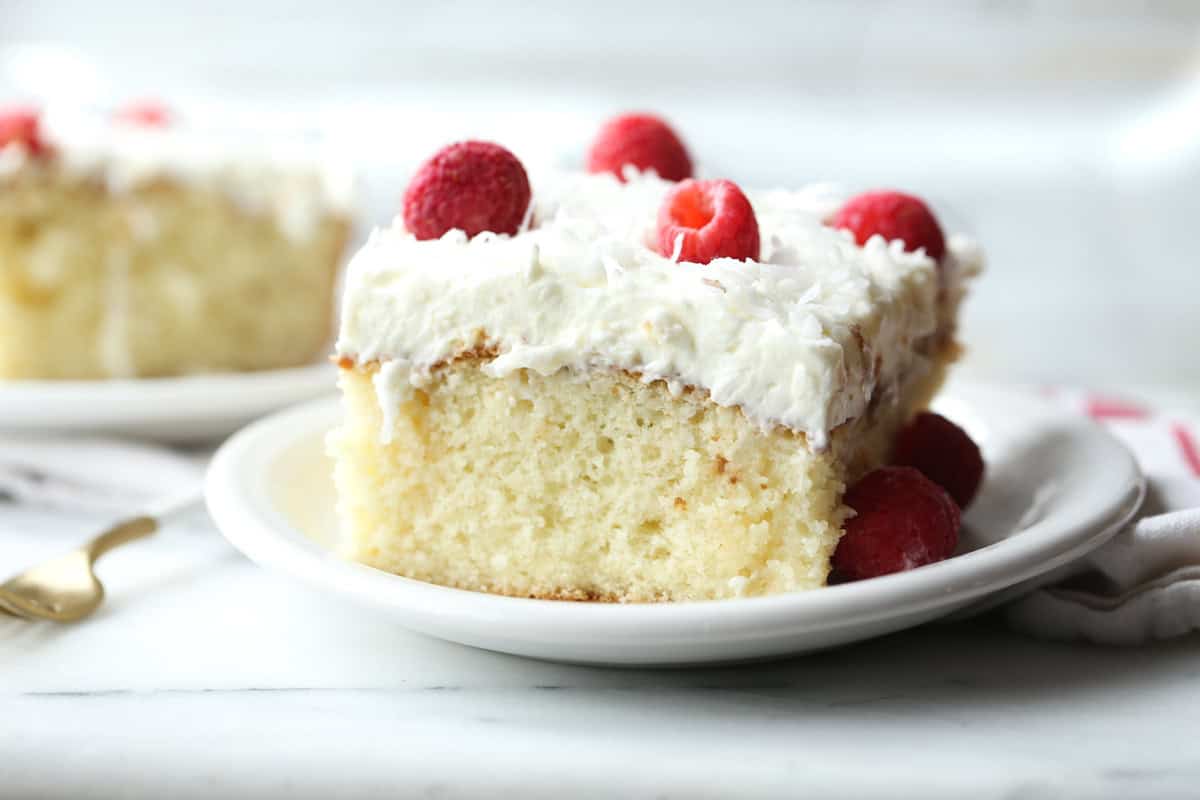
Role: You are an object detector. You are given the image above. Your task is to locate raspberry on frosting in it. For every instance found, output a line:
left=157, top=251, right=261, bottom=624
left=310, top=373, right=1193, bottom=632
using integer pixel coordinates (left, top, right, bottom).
left=115, top=101, right=171, bottom=126
left=893, top=412, right=985, bottom=508
left=832, top=466, right=961, bottom=581
left=830, top=191, right=946, bottom=261
left=656, top=179, right=760, bottom=264
left=587, top=113, right=693, bottom=182
left=0, top=107, right=50, bottom=157
left=402, top=141, right=532, bottom=241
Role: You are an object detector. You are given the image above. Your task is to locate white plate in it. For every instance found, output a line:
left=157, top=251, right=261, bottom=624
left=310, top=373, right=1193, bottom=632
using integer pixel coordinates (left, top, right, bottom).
left=0, top=363, right=336, bottom=443
left=206, top=383, right=1145, bottom=667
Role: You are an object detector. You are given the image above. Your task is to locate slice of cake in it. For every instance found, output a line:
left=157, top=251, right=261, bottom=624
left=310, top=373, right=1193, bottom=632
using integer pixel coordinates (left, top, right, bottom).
left=330, top=133, right=980, bottom=602
left=0, top=106, right=353, bottom=379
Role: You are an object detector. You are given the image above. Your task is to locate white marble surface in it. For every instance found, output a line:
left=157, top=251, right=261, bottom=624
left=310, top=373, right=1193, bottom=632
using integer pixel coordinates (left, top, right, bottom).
left=1, top=5, right=1199, bottom=794
left=2, top=497, right=1199, bottom=799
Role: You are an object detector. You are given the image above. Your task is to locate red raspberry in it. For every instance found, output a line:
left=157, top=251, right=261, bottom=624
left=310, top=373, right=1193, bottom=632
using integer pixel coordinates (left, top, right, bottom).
left=402, top=141, right=531, bottom=241
left=115, top=101, right=171, bottom=126
left=893, top=411, right=985, bottom=509
left=587, top=113, right=693, bottom=182
left=830, top=191, right=946, bottom=261
left=832, top=466, right=961, bottom=581
left=0, top=107, right=50, bottom=157
left=656, top=179, right=759, bottom=264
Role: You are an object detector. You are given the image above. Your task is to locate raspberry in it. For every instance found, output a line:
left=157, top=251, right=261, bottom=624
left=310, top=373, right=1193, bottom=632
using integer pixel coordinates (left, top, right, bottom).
left=587, top=113, right=692, bottom=182
left=832, top=466, right=961, bottom=581
left=116, top=101, right=170, bottom=126
left=893, top=412, right=985, bottom=509
left=402, top=141, right=531, bottom=241
left=830, top=191, right=946, bottom=261
left=0, top=107, right=49, bottom=157
left=656, top=179, right=759, bottom=264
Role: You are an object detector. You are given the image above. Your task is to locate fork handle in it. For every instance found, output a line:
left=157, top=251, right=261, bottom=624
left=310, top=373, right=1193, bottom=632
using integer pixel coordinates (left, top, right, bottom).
left=85, top=516, right=159, bottom=561
left=84, top=492, right=204, bottom=561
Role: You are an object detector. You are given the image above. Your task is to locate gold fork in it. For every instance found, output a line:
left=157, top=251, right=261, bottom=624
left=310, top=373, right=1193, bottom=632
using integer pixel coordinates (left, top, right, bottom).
left=0, top=495, right=201, bottom=622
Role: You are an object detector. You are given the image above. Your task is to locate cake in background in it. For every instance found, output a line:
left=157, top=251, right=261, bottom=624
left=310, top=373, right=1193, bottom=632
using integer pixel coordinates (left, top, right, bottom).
left=329, top=115, right=983, bottom=602
left=0, top=104, right=353, bottom=380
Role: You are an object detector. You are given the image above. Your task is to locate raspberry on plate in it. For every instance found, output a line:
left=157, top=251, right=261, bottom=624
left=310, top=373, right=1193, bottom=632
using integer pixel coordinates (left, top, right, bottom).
left=587, top=113, right=693, bottom=182
left=656, top=178, right=760, bottom=264
left=402, top=141, right=532, bottom=241
left=830, top=191, right=946, bottom=261
left=832, top=466, right=961, bottom=581
left=0, top=107, right=50, bottom=157
left=893, top=411, right=985, bottom=508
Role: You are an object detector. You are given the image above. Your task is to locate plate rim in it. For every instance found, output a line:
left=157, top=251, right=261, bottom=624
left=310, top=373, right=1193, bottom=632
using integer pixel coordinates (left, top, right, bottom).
left=205, top=382, right=1146, bottom=646
left=0, top=362, right=337, bottom=430
left=0, top=360, right=333, bottom=399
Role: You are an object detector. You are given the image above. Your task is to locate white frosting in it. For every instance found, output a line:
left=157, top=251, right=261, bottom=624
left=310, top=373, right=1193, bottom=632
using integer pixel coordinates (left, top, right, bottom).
left=1, top=108, right=355, bottom=243
left=336, top=172, right=981, bottom=446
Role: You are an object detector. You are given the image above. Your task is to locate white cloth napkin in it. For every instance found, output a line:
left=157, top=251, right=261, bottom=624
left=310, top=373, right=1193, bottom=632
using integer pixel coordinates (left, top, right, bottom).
left=0, top=435, right=204, bottom=514
left=1004, top=390, right=1200, bottom=644
left=1, top=389, right=1196, bottom=645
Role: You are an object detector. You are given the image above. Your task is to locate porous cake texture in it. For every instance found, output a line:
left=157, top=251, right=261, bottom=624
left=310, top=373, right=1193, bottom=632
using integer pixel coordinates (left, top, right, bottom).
left=331, top=172, right=979, bottom=601
left=332, top=356, right=948, bottom=601
left=0, top=112, right=352, bottom=379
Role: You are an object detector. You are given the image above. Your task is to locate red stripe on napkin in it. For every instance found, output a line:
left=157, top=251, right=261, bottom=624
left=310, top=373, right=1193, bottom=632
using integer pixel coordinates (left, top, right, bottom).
left=1086, top=396, right=1149, bottom=420
left=1172, top=423, right=1200, bottom=477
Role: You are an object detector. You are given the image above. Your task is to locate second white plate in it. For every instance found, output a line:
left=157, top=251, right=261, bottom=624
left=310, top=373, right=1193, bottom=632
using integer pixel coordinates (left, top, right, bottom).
left=0, top=363, right=336, bottom=443
left=206, top=383, right=1145, bottom=666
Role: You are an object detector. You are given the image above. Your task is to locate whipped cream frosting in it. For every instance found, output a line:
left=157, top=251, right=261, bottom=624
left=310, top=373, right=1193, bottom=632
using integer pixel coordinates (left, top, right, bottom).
left=336, top=171, right=981, bottom=447
left=0, top=108, right=355, bottom=243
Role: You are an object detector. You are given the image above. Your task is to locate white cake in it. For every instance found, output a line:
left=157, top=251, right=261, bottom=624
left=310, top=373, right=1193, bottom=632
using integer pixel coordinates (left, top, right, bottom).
left=330, top=171, right=980, bottom=601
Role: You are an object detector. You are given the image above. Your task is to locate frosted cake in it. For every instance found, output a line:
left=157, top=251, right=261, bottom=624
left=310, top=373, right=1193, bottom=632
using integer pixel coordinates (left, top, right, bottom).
left=329, top=134, right=980, bottom=602
left=0, top=106, right=352, bottom=379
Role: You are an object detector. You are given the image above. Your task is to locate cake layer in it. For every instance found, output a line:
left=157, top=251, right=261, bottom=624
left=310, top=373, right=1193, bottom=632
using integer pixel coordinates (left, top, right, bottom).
left=337, top=172, right=980, bottom=447
left=331, top=346, right=950, bottom=602
left=0, top=166, right=349, bottom=379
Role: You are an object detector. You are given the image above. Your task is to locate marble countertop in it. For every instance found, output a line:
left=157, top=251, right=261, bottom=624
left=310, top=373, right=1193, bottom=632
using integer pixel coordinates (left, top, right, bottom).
left=3, top=7, right=1199, bottom=792
left=2, top=501, right=1199, bottom=799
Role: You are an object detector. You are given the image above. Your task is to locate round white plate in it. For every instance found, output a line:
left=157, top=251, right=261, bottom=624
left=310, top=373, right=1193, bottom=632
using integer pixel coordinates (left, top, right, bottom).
left=0, top=363, right=336, bottom=443
left=206, top=383, right=1145, bottom=667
